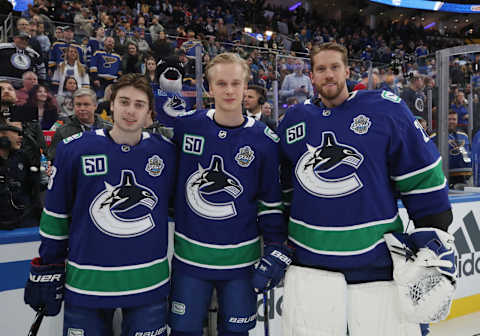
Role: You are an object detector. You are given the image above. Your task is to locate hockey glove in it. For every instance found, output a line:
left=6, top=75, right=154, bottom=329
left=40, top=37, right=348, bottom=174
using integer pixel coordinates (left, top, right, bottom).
left=24, top=257, right=65, bottom=316
left=384, top=228, right=457, bottom=323
left=252, top=244, right=293, bottom=293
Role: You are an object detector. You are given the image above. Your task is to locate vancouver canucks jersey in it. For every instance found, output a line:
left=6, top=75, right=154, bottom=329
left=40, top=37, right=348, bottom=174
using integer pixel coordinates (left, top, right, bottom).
left=39, top=129, right=176, bottom=308
left=152, top=83, right=195, bottom=127
left=172, top=110, right=286, bottom=280
left=278, top=90, right=450, bottom=283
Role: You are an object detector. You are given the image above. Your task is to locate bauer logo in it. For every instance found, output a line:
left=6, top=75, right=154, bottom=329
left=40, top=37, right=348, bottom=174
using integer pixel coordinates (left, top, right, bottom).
left=452, top=211, right=480, bottom=278
left=171, top=301, right=186, bottom=315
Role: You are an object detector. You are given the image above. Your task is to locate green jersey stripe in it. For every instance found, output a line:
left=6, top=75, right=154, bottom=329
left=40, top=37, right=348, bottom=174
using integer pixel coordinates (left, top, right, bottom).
left=66, top=278, right=169, bottom=296
left=40, top=210, right=70, bottom=237
left=174, top=232, right=261, bottom=267
left=289, top=216, right=403, bottom=252
left=289, top=236, right=386, bottom=256
left=394, top=159, right=445, bottom=194
left=391, top=157, right=441, bottom=181
left=173, top=253, right=258, bottom=270
left=66, top=258, right=169, bottom=293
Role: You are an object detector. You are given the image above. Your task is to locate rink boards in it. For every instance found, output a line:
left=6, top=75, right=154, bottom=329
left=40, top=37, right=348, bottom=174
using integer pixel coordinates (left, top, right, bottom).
left=1, top=193, right=479, bottom=335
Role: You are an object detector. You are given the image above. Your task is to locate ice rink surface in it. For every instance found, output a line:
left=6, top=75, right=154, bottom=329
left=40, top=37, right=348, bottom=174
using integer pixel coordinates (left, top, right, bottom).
left=430, top=312, right=480, bottom=336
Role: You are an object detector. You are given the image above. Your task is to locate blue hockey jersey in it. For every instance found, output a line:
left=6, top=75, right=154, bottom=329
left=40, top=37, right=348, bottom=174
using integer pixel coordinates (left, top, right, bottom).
left=278, top=90, right=451, bottom=283
left=89, top=50, right=122, bottom=82
left=48, top=41, right=85, bottom=69
left=38, top=129, right=176, bottom=308
left=431, top=131, right=472, bottom=178
left=152, top=83, right=195, bottom=127
left=172, top=110, right=286, bottom=280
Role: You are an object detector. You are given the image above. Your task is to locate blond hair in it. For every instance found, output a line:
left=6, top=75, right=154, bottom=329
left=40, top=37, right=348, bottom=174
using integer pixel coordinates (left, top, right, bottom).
left=310, top=42, right=348, bottom=69
left=59, top=45, right=86, bottom=77
left=205, top=52, right=250, bottom=83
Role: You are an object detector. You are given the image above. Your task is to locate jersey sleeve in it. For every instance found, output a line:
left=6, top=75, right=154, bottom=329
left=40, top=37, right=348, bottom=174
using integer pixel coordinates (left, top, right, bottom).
left=257, top=127, right=287, bottom=245
left=387, top=98, right=451, bottom=222
left=38, top=138, right=78, bottom=264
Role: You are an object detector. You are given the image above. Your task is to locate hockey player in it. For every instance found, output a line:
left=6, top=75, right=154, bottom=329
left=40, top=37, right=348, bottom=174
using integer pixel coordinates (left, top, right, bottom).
left=24, top=73, right=176, bottom=336
left=168, top=52, right=290, bottom=336
left=278, top=42, right=456, bottom=336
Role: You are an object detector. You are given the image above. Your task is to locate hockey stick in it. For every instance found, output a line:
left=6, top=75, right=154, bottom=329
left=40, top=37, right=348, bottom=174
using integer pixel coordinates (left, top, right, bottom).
left=263, top=290, right=269, bottom=336
left=28, top=308, right=45, bottom=336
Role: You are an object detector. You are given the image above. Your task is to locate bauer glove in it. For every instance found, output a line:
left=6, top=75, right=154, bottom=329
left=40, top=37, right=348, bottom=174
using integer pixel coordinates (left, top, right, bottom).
left=252, top=244, right=292, bottom=293
left=24, top=257, right=65, bottom=316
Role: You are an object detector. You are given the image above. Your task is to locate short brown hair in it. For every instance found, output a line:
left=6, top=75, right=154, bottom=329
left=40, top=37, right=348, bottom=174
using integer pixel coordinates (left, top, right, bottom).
left=205, top=52, right=250, bottom=83
left=310, top=42, right=348, bottom=68
left=111, top=73, right=154, bottom=111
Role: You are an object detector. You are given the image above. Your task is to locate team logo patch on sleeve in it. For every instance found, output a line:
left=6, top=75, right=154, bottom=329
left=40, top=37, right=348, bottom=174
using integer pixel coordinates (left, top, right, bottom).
left=350, top=115, right=372, bottom=135
left=235, top=146, right=255, bottom=167
left=63, top=132, right=83, bottom=144
left=145, top=155, right=165, bottom=177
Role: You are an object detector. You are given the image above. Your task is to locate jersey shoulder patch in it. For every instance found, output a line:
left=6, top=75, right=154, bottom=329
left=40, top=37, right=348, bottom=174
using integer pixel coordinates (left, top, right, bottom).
left=381, top=90, right=402, bottom=103
left=63, top=132, right=83, bottom=144
left=264, top=126, right=279, bottom=143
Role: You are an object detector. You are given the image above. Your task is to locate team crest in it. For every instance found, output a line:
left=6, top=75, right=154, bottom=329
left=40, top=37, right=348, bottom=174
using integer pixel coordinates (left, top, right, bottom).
left=350, top=115, right=371, bottom=135
left=145, top=155, right=165, bottom=177
left=163, top=95, right=187, bottom=117
left=186, top=155, right=243, bottom=220
left=295, top=131, right=364, bottom=198
left=89, top=170, right=158, bottom=237
left=235, top=146, right=255, bottom=167
left=11, top=52, right=31, bottom=70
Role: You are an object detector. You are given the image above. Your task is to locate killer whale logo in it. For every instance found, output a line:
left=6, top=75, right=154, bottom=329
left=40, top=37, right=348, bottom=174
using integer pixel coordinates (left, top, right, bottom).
left=296, top=131, right=364, bottom=198
left=163, top=94, right=187, bottom=118
left=89, top=170, right=158, bottom=237
left=186, top=155, right=243, bottom=220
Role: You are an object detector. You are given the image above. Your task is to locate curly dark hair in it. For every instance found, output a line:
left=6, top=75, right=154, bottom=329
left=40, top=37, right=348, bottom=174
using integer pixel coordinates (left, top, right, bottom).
left=26, top=85, right=57, bottom=110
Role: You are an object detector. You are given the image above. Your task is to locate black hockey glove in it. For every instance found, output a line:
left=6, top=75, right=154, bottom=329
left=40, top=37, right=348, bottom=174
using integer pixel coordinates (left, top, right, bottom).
left=24, top=257, right=65, bottom=316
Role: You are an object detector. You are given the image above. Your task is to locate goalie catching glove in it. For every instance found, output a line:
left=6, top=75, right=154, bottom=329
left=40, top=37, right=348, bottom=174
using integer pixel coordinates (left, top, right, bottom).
left=384, top=228, right=457, bottom=323
left=24, top=257, right=65, bottom=316
left=252, top=244, right=293, bottom=293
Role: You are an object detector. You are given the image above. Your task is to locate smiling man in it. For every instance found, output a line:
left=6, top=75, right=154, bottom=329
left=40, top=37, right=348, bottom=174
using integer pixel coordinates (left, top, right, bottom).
left=278, top=42, right=455, bottom=336
left=25, top=74, right=176, bottom=336
left=168, top=53, right=289, bottom=336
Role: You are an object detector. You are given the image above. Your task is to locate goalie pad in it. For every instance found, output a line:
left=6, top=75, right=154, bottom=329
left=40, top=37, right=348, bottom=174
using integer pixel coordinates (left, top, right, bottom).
left=282, top=265, right=347, bottom=336
left=347, top=281, right=422, bottom=336
left=384, top=231, right=456, bottom=323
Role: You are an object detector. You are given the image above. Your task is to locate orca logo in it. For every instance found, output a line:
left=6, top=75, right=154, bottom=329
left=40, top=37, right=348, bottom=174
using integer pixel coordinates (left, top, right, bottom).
left=186, top=155, right=243, bottom=219
left=89, top=170, right=158, bottom=237
left=295, top=131, right=364, bottom=198
left=163, top=95, right=187, bottom=118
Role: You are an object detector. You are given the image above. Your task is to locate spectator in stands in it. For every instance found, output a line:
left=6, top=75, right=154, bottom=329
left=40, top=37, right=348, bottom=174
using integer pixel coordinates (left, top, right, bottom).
left=0, top=120, right=42, bottom=230
left=113, top=26, right=129, bottom=56
left=121, top=41, right=143, bottom=75
left=279, top=58, right=313, bottom=104
left=95, top=84, right=113, bottom=123
left=451, top=90, right=469, bottom=132
left=378, top=71, right=398, bottom=95
left=52, top=45, right=90, bottom=95
left=36, top=22, right=51, bottom=58
left=74, top=7, right=94, bottom=40
left=149, top=15, right=165, bottom=42
left=48, top=26, right=85, bottom=77
left=46, top=88, right=111, bottom=161
left=16, top=72, right=38, bottom=106
left=0, top=31, right=46, bottom=83
left=143, top=55, right=158, bottom=84
left=56, top=76, right=78, bottom=120
left=353, top=72, right=379, bottom=91
left=152, top=31, right=174, bottom=62
left=52, top=26, right=64, bottom=44
left=90, top=36, right=122, bottom=98
left=86, top=26, right=106, bottom=66
left=128, top=27, right=151, bottom=54
left=244, top=85, right=276, bottom=130
left=401, top=73, right=427, bottom=120
left=25, top=84, right=58, bottom=130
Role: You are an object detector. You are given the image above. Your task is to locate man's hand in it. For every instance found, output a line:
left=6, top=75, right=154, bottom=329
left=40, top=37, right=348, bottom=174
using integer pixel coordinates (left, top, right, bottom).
left=252, top=245, right=293, bottom=293
left=24, top=258, right=65, bottom=316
